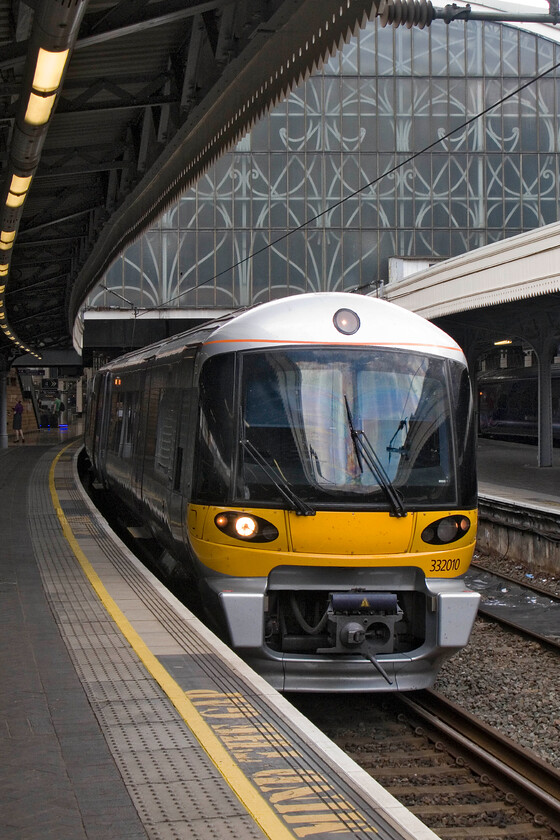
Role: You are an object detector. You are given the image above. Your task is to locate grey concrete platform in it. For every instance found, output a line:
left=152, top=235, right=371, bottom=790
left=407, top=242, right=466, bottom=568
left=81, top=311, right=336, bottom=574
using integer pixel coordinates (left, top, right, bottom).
left=0, top=432, right=439, bottom=840
left=477, top=437, right=560, bottom=512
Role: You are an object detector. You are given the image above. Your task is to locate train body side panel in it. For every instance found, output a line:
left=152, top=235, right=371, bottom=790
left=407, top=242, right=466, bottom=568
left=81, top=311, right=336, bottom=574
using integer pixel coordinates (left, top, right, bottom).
left=88, top=345, right=200, bottom=566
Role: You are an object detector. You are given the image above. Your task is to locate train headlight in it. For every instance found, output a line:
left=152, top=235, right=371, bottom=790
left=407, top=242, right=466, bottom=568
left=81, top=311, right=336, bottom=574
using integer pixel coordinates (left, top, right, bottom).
left=214, top=511, right=279, bottom=542
left=333, top=308, right=360, bottom=335
left=421, top=515, right=471, bottom=545
left=235, top=516, right=257, bottom=538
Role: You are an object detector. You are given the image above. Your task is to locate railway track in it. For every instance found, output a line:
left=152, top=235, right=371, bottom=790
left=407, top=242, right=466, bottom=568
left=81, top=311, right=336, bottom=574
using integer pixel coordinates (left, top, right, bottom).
left=476, top=606, right=560, bottom=652
left=466, top=560, right=560, bottom=652
left=470, top=560, right=560, bottom=604
left=292, top=690, right=560, bottom=840
left=405, top=690, right=560, bottom=834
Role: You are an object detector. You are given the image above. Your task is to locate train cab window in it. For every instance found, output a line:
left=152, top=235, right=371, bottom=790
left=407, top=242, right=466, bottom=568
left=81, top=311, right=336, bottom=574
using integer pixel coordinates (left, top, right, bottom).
left=448, top=361, right=477, bottom=508
left=192, top=354, right=235, bottom=503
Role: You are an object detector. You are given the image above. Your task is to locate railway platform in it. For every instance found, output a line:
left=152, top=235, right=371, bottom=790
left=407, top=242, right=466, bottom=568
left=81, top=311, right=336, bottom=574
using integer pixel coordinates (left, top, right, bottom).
left=477, top=437, right=560, bottom=513
left=477, top=437, right=560, bottom=576
left=0, top=427, right=438, bottom=840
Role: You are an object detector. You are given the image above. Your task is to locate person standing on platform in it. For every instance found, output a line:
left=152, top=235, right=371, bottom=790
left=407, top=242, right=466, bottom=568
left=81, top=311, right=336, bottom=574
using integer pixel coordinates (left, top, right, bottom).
left=12, top=399, right=24, bottom=443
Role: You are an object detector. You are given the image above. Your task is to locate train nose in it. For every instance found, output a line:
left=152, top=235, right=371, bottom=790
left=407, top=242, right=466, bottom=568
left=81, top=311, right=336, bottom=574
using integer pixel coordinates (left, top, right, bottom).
left=287, top=510, right=414, bottom=554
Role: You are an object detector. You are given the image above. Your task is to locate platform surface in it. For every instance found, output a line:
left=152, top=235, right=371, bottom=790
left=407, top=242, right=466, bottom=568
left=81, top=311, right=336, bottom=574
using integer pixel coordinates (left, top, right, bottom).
left=0, top=428, right=439, bottom=840
left=477, top=437, right=560, bottom=513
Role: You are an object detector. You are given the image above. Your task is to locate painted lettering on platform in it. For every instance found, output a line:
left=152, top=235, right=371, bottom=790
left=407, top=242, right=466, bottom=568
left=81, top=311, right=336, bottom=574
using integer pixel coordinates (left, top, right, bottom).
left=186, top=690, right=377, bottom=838
left=254, top=769, right=378, bottom=837
left=186, top=689, right=298, bottom=761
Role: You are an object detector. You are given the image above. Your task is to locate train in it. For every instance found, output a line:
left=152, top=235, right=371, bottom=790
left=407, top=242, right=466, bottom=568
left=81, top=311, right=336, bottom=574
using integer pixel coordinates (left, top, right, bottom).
left=478, top=365, right=560, bottom=445
left=84, top=292, right=480, bottom=692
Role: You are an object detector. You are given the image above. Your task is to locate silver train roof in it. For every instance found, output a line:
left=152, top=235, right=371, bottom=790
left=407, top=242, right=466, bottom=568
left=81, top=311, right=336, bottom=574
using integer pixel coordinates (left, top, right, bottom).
left=200, top=293, right=465, bottom=363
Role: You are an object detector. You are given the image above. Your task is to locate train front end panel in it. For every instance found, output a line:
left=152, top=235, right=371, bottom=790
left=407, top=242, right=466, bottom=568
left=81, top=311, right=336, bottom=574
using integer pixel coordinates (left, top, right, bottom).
left=189, top=503, right=479, bottom=691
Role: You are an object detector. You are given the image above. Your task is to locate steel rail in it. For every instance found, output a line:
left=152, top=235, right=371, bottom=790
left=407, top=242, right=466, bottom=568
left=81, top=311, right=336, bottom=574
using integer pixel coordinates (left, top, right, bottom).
left=476, top=605, right=560, bottom=652
left=470, top=560, right=560, bottom=605
left=469, top=560, right=560, bottom=652
left=400, top=689, right=560, bottom=834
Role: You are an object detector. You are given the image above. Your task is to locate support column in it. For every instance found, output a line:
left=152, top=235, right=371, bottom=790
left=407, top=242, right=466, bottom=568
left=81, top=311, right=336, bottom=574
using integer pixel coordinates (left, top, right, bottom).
left=533, top=333, right=556, bottom=468
left=538, top=356, right=553, bottom=467
left=466, top=341, right=486, bottom=443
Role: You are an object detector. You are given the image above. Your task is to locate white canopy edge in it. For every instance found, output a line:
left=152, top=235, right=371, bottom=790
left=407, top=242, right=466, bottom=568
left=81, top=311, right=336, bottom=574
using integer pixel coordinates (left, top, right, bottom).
left=384, top=220, right=560, bottom=318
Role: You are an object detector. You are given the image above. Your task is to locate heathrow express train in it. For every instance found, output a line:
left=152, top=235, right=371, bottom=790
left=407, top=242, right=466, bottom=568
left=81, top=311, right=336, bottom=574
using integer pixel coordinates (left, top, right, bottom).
left=84, top=293, right=480, bottom=692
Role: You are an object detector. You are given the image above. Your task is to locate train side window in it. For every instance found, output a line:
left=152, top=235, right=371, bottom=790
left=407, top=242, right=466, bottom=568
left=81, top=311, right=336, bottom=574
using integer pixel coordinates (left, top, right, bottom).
left=120, top=389, right=139, bottom=460
left=92, top=377, right=106, bottom=457
left=107, top=387, right=124, bottom=453
left=155, top=388, right=180, bottom=479
left=86, top=384, right=97, bottom=443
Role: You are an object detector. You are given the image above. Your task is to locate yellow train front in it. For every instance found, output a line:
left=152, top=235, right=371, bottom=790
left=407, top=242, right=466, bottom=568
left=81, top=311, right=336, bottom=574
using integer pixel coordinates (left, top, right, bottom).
left=86, top=293, right=480, bottom=692
left=185, top=293, right=480, bottom=691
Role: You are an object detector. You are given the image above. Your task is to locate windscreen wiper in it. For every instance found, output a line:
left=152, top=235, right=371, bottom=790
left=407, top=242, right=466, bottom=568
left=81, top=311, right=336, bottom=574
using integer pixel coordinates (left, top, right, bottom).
left=240, top=439, right=316, bottom=516
left=344, top=396, right=407, bottom=518
left=387, top=419, right=409, bottom=458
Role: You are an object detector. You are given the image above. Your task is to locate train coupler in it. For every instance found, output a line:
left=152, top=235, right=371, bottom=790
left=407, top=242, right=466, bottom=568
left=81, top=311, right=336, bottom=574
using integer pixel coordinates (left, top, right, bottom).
left=317, top=591, right=403, bottom=658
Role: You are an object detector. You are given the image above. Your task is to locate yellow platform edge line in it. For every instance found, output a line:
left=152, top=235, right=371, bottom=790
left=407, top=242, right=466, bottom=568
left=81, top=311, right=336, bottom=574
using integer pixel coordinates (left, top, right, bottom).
left=49, top=444, right=295, bottom=840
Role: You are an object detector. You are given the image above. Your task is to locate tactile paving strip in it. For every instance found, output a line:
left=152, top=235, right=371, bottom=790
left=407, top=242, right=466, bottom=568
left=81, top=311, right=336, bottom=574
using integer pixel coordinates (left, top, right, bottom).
left=28, top=449, right=267, bottom=840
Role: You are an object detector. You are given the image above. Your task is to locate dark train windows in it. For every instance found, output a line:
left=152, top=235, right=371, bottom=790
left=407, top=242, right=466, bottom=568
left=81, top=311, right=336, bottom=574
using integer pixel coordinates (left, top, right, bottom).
left=192, top=354, right=235, bottom=502
left=155, top=387, right=180, bottom=479
left=448, top=361, right=477, bottom=508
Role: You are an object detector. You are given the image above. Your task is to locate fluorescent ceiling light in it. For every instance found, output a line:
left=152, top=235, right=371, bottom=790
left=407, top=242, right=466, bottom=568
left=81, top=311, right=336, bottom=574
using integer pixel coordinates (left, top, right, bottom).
left=24, top=92, right=56, bottom=126
left=10, top=174, right=32, bottom=193
left=6, top=193, right=25, bottom=208
left=32, top=48, right=69, bottom=93
left=6, top=174, right=32, bottom=208
left=0, top=230, right=15, bottom=250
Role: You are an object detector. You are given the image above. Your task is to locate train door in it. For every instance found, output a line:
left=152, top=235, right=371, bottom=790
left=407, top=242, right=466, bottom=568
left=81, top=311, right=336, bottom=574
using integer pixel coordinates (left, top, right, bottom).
left=90, top=372, right=111, bottom=483
left=140, top=362, right=172, bottom=525
left=167, top=348, right=198, bottom=549
left=130, top=362, right=152, bottom=501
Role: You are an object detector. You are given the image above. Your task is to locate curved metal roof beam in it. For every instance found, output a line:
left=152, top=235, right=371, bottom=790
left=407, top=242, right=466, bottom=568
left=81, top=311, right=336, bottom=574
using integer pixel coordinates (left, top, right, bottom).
left=68, top=0, right=386, bottom=331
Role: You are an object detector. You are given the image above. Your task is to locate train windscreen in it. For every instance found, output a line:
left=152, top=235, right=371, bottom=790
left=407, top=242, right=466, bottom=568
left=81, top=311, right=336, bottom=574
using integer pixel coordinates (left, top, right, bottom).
left=193, top=347, right=476, bottom=509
